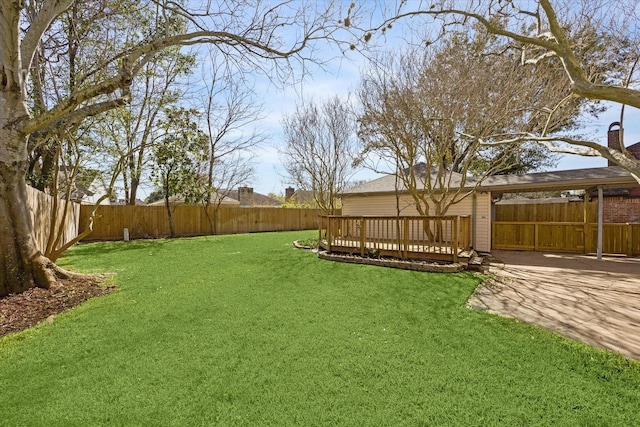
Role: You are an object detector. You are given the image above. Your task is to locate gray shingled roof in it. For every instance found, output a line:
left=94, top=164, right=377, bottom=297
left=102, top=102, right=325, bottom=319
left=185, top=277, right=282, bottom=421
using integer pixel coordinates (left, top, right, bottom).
left=482, top=166, right=637, bottom=193
left=342, top=166, right=638, bottom=195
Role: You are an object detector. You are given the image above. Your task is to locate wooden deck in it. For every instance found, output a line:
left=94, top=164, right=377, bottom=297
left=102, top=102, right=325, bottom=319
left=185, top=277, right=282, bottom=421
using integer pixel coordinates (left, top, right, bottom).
left=319, top=215, right=472, bottom=263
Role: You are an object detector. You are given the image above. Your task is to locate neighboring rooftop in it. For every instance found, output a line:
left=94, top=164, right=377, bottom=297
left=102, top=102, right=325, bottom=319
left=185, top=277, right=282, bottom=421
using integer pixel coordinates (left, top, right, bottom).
left=285, top=189, right=316, bottom=206
left=224, top=188, right=282, bottom=207
left=148, top=193, right=240, bottom=206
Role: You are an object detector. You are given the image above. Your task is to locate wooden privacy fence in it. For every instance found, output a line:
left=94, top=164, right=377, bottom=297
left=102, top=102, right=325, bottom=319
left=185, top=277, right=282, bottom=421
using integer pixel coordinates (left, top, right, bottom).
left=79, top=205, right=325, bottom=241
left=494, top=202, right=640, bottom=256
left=494, top=201, right=596, bottom=222
left=492, top=222, right=640, bottom=256
left=319, top=215, right=471, bottom=262
left=27, top=186, right=79, bottom=253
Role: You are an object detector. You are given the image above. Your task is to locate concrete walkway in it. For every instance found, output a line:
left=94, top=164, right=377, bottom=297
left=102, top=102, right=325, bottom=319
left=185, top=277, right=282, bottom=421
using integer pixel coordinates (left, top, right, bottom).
left=467, top=250, right=640, bottom=360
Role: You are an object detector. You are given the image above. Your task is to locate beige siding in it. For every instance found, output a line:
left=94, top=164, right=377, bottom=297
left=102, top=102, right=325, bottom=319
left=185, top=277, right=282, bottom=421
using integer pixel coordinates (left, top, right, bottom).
left=473, top=193, right=491, bottom=253
left=342, top=192, right=492, bottom=252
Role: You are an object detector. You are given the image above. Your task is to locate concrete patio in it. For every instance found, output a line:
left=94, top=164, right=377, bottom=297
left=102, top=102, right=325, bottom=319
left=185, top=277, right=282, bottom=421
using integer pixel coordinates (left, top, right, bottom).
left=467, top=250, right=640, bottom=360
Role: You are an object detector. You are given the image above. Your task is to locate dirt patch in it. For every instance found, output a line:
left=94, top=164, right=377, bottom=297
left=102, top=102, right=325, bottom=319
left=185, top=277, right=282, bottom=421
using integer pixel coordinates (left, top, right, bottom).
left=0, top=276, right=117, bottom=338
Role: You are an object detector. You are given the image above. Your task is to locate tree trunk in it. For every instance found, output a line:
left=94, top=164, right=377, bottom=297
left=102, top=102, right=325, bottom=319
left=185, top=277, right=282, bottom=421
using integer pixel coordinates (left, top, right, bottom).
left=164, top=194, right=175, bottom=237
left=0, top=92, right=59, bottom=297
left=129, top=175, right=139, bottom=205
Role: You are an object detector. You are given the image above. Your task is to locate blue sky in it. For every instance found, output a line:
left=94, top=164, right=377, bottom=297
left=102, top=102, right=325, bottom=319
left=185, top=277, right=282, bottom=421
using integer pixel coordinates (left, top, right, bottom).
left=249, top=69, right=640, bottom=198
left=196, top=3, right=640, bottom=197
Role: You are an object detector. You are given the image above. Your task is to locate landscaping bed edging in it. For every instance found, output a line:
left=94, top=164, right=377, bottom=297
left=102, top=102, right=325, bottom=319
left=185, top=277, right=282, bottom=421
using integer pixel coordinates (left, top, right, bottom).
left=317, top=250, right=466, bottom=273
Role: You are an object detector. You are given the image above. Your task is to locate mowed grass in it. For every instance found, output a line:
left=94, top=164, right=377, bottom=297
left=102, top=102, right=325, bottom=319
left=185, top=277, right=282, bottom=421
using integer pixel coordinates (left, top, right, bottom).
left=1, top=231, right=639, bottom=426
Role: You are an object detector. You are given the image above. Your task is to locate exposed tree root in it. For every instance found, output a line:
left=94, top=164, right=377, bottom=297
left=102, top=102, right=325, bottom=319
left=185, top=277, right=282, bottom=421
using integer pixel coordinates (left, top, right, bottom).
left=32, top=255, right=111, bottom=291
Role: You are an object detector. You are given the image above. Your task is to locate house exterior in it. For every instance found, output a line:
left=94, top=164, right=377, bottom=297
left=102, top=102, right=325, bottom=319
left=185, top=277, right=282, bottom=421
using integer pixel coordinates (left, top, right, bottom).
left=78, top=176, right=111, bottom=205
left=341, top=166, right=638, bottom=254
left=342, top=184, right=492, bottom=252
left=285, top=187, right=318, bottom=207
left=591, top=123, right=640, bottom=223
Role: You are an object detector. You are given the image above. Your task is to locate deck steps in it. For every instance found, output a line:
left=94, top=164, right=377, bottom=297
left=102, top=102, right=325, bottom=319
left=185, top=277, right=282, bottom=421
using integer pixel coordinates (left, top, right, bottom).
left=466, top=251, right=489, bottom=273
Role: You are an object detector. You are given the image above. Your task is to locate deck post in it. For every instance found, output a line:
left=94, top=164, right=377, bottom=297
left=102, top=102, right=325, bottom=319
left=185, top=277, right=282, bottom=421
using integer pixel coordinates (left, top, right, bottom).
left=360, top=217, right=366, bottom=257
left=327, top=217, right=332, bottom=252
left=452, top=216, right=459, bottom=263
left=403, top=217, right=409, bottom=259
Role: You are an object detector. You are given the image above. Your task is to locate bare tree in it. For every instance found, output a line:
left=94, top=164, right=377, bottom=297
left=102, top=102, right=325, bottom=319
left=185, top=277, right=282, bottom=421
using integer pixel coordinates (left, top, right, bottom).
left=280, top=96, right=359, bottom=213
left=357, top=0, right=640, bottom=181
left=0, top=0, right=355, bottom=296
left=196, top=51, right=264, bottom=232
left=357, top=28, right=588, bottom=217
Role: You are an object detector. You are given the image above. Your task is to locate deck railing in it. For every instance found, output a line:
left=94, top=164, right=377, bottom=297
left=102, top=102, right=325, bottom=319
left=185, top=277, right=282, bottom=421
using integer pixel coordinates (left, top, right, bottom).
left=319, top=215, right=471, bottom=262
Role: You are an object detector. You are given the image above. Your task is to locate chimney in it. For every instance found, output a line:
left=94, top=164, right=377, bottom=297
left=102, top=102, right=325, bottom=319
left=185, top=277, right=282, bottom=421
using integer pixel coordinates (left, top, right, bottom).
left=285, top=187, right=295, bottom=201
left=238, top=186, right=254, bottom=207
left=607, top=122, right=621, bottom=166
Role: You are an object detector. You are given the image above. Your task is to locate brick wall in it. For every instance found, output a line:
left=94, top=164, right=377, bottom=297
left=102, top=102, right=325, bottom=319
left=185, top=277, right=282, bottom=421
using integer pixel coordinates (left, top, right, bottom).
left=603, top=196, right=640, bottom=223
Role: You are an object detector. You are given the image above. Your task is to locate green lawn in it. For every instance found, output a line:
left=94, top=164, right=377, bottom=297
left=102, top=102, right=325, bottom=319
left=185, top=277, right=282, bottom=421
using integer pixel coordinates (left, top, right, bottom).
left=1, top=231, right=639, bottom=426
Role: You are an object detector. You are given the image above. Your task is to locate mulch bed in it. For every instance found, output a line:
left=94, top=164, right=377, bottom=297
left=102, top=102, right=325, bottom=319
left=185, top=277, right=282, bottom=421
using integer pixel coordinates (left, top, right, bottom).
left=0, top=276, right=117, bottom=338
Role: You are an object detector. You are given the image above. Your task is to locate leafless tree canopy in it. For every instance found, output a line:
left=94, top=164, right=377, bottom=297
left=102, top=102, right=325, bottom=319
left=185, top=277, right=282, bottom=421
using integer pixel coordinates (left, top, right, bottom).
left=355, top=0, right=640, bottom=182
left=356, top=24, right=590, bottom=216
left=280, top=96, right=359, bottom=213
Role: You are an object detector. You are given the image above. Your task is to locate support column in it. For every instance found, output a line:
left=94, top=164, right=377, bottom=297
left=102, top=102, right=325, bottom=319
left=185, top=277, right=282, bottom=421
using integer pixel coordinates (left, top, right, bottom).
left=583, top=193, right=590, bottom=254
left=472, top=193, right=477, bottom=249
left=597, top=186, right=604, bottom=260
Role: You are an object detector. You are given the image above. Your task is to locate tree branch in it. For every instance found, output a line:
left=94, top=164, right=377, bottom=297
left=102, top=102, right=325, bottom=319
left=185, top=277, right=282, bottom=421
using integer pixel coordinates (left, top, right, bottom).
left=28, top=97, right=130, bottom=152
left=384, top=1, right=640, bottom=109
left=19, top=22, right=325, bottom=136
left=480, top=133, right=640, bottom=183
left=21, top=0, right=74, bottom=72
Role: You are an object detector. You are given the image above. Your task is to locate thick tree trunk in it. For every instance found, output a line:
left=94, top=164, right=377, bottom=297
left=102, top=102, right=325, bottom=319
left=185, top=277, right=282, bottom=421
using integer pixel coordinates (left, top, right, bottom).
left=0, top=92, right=58, bottom=297
left=129, top=175, right=139, bottom=205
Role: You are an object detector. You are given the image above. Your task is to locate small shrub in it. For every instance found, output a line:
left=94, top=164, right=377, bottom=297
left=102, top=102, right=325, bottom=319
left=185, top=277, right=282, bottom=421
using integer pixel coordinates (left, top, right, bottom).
left=296, top=237, right=319, bottom=248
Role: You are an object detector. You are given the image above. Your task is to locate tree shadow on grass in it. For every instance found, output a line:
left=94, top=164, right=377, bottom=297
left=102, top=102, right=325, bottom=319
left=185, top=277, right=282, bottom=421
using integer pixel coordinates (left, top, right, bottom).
left=70, top=239, right=175, bottom=257
left=68, top=235, right=226, bottom=258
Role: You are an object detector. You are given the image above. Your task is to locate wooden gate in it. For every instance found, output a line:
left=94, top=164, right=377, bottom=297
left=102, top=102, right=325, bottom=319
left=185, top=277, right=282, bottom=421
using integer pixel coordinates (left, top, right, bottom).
left=492, top=203, right=639, bottom=256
